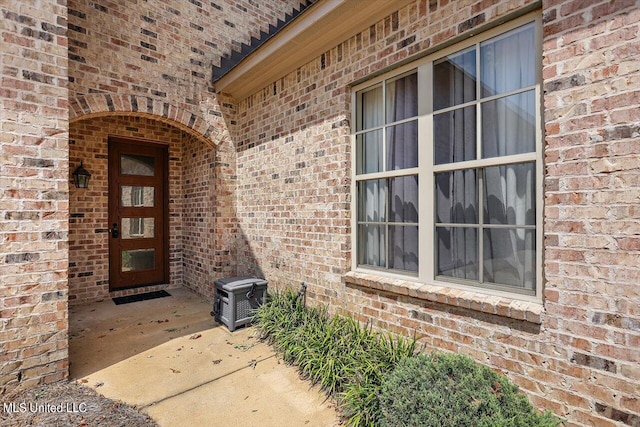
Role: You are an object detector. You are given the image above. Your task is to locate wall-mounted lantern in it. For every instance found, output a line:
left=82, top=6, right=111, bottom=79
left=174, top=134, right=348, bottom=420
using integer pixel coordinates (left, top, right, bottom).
left=72, top=161, right=91, bottom=189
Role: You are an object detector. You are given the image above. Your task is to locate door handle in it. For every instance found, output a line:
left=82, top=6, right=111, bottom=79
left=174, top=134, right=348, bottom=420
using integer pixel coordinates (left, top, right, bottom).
left=110, top=223, right=119, bottom=238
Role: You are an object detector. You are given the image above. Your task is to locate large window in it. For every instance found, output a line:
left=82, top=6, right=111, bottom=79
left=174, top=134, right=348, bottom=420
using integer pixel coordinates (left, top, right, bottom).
left=353, top=15, right=542, bottom=299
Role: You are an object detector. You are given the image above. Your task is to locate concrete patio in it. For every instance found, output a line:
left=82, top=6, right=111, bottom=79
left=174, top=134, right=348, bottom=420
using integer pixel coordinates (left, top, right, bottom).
left=69, top=287, right=340, bottom=427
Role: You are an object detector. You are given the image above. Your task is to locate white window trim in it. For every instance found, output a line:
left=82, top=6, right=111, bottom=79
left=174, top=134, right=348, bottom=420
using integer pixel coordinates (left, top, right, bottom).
left=350, top=12, right=544, bottom=303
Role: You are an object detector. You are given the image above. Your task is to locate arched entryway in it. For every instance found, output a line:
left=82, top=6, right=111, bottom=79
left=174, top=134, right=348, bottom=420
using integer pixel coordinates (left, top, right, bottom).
left=68, top=110, right=224, bottom=304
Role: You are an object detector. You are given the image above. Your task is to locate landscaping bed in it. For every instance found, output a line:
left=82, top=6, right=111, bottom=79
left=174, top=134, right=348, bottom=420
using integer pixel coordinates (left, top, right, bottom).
left=254, top=289, right=562, bottom=427
left=1, top=381, right=156, bottom=427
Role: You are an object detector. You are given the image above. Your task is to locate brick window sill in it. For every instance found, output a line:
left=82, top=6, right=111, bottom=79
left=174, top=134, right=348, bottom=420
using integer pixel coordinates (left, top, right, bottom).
left=343, top=271, right=543, bottom=324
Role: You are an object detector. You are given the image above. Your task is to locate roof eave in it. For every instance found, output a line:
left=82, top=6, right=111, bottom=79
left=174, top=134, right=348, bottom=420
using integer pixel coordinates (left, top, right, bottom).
left=213, top=0, right=413, bottom=100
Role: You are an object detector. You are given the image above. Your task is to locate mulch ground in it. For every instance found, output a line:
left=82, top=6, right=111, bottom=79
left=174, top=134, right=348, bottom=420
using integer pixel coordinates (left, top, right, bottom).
left=1, top=381, right=157, bottom=427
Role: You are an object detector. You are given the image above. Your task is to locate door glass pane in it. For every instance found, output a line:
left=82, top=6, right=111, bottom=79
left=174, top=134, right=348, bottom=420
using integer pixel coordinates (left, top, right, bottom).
left=483, top=163, right=535, bottom=225
left=386, top=120, right=418, bottom=170
left=435, top=169, right=478, bottom=224
left=121, top=186, right=155, bottom=207
left=358, top=225, right=386, bottom=268
left=434, top=106, right=476, bottom=165
left=483, top=228, right=535, bottom=289
left=121, top=153, right=155, bottom=176
left=356, top=130, right=383, bottom=174
left=389, top=175, right=418, bottom=223
left=436, top=226, right=478, bottom=280
left=122, top=248, right=155, bottom=272
left=358, top=179, right=386, bottom=222
left=433, top=47, right=476, bottom=111
left=480, top=22, right=535, bottom=97
left=386, top=72, right=418, bottom=123
left=122, top=218, right=155, bottom=239
left=357, top=85, right=383, bottom=131
left=389, top=225, right=418, bottom=272
left=481, top=90, right=535, bottom=158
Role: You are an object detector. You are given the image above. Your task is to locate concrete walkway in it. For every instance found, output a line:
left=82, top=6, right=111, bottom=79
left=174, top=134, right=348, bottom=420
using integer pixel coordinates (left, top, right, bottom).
left=69, top=287, right=340, bottom=427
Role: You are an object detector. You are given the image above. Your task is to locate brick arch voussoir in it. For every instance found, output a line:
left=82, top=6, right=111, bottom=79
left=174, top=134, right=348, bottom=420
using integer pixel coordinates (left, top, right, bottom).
left=69, top=94, right=227, bottom=147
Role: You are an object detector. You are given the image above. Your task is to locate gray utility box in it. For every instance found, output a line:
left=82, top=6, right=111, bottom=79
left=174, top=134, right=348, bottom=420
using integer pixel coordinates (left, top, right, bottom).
left=212, top=276, right=267, bottom=331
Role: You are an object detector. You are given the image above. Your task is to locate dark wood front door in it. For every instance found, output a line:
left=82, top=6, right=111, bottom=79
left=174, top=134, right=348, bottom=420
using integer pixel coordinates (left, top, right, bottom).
left=108, top=137, right=168, bottom=291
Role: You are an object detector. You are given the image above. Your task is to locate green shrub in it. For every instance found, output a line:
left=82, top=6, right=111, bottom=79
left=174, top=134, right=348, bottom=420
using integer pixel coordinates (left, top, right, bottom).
left=379, top=353, right=562, bottom=427
left=254, top=289, right=416, bottom=427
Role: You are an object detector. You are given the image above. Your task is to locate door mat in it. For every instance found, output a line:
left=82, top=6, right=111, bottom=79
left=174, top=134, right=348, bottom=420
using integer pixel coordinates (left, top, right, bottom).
left=112, top=290, right=171, bottom=305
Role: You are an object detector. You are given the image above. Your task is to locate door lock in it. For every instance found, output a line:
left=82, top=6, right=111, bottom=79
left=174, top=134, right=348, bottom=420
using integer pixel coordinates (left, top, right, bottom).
left=110, top=223, right=119, bottom=238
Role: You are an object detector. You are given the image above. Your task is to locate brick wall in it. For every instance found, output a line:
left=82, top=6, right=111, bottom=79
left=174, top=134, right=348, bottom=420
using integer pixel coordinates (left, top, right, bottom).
left=182, top=133, right=216, bottom=296
left=235, top=81, right=351, bottom=288
left=0, top=2, right=69, bottom=392
left=211, top=98, right=239, bottom=280
left=234, top=1, right=640, bottom=426
left=67, top=0, right=306, bottom=133
left=542, top=0, right=640, bottom=424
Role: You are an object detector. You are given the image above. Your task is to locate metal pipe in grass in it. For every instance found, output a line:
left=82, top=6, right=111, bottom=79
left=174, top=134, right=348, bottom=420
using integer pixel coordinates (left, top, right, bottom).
left=297, top=282, right=307, bottom=307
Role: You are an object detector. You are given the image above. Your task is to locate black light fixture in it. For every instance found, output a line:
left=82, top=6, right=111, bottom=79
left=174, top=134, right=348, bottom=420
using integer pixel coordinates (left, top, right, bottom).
left=72, top=161, right=91, bottom=189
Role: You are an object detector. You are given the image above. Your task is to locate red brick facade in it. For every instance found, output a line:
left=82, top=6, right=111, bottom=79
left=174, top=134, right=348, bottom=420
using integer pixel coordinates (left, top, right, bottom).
left=1, top=0, right=639, bottom=425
